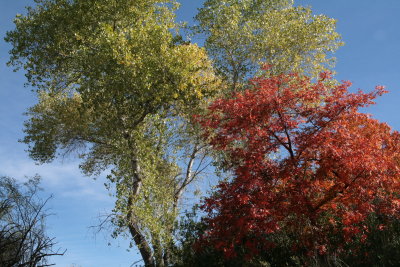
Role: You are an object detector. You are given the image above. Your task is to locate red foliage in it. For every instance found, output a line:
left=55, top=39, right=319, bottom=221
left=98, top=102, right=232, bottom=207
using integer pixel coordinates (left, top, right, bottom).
left=197, top=72, right=400, bottom=259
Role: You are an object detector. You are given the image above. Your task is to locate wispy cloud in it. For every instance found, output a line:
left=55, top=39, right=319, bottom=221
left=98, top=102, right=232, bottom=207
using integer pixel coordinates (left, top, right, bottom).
left=0, top=155, right=111, bottom=202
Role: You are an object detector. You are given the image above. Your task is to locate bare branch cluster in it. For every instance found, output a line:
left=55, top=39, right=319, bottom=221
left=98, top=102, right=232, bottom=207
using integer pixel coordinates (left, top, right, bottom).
left=0, top=176, right=64, bottom=267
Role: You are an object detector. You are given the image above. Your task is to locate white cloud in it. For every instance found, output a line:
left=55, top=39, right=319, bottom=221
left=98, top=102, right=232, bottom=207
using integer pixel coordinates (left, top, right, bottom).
left=0, top=155, right=111, bottom=202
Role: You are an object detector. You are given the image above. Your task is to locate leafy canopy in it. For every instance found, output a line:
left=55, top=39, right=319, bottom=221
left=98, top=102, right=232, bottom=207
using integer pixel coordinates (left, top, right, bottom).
left=6, top=0, right=220, bottom=264
left=195, top=0, right=342, bottom=90
left=197, top=71, right=400, bottom=260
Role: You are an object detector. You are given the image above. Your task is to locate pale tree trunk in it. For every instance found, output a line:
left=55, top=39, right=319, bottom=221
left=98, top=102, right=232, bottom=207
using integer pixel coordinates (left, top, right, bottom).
left=126, top=145, right=156, bottom=267
left=125, top=138, right=208, bottom=266
left=152, top=236, right=165, bottom=267
left=128, top=221, right=155, bottom=267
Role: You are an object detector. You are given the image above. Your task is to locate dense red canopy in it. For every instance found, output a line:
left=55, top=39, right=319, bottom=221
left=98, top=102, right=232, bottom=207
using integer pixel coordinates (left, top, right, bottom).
left=198, top=72, right=400, bottom=258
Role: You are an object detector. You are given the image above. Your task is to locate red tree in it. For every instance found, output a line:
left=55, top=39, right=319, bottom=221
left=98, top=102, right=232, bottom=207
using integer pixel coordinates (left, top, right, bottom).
left=197, top=72, right=400, bottom=259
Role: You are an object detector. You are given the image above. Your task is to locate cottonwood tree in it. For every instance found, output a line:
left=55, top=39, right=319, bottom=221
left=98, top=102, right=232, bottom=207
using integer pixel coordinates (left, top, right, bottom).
left=197, top=71, right=400, bottom=264
left=6, top=0, right=219, bottom=266
left=0, top=176, right=64, bottom=267
left=195, top=0, right=342, bottom=91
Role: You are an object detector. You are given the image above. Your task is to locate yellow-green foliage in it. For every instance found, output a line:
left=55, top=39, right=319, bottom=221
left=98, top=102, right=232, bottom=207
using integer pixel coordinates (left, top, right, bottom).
left=195, top=0, right=343, bottom=90
left=6, top=0, right=220, bottom=253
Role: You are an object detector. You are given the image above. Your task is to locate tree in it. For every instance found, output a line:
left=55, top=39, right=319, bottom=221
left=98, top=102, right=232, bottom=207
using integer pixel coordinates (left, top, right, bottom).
left=172, top=211, right=400, bottom=266
left=6, top=0, right=219, bottom=266
left=195, top=0, right=342, bottom=91
left=0, top=176, right=64, bottom=267
left=197, top=71, right=400, bottom=264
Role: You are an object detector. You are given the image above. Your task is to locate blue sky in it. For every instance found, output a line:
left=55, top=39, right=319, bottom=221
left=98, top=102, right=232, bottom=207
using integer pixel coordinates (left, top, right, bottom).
left=1, top=1, right=399, bottom=266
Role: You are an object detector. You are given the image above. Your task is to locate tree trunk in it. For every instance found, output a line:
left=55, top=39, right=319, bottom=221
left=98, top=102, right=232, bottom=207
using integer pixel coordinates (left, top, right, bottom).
left=128, top=221, right=155, bottom=267
left=127, top=145, right=155, bottom=266
left=153, top=237, right=165, bottom=267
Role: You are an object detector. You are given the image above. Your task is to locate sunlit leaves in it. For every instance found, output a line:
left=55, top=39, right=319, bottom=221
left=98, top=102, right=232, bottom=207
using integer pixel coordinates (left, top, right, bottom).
left=6, top=0, right=220, bottom=263
left=198, top=72, right=400, bottom=260
left=195, top=0, right=342, bottom=90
